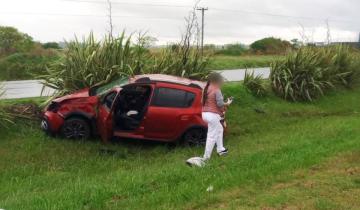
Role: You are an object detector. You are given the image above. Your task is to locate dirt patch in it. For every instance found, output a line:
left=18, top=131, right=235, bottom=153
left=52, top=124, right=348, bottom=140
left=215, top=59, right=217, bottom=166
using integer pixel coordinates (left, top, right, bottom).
left=4, top=103, right=42, bottom=120
left=110, top=195, right=127, bottom=202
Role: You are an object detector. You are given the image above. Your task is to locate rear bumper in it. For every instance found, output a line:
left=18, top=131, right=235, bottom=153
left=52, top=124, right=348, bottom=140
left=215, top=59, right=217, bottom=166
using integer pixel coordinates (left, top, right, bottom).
left=42, top=111, right=64, bottom=134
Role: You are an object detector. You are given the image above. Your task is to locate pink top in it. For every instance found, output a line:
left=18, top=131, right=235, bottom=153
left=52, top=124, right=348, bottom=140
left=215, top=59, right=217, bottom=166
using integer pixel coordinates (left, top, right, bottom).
left=202, top=85, right=224, bottom=115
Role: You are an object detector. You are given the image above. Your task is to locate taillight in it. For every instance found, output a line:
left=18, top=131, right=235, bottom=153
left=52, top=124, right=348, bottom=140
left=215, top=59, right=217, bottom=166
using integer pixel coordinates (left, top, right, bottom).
left=47, top=102, right=60, bottom=112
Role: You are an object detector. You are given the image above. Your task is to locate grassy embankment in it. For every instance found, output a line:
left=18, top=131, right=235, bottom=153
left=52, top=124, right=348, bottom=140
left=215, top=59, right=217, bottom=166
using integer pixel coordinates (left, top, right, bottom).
left=0, top=83, right=359, bottom=210
left=207, top=55, right=283, bottom=70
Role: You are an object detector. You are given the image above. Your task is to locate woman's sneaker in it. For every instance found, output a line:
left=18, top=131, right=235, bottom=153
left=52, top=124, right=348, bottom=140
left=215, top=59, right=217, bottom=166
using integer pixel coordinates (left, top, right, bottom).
left=186, top=157, right=207, bottom=167
left=218, top=149, right=228, bottom=156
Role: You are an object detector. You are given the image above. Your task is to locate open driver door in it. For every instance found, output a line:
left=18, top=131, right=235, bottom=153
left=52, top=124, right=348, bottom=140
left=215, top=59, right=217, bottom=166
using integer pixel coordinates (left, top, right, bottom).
left=97, top=91, right=118, bottom=142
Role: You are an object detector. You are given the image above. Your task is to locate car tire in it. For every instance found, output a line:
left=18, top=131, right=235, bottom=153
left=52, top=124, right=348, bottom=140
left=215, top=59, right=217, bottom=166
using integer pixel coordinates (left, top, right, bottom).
left=183, top=128, right=207, bottom=146
left=60, top=117, right=91, bottom=140
left=41, top=118, right=53, bottom=136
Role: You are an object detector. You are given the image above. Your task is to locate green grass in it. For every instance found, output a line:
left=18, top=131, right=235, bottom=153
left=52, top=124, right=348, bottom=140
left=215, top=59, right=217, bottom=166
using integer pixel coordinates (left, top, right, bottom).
left=207, top=55, right=283, bottom=70
left=0, top=97, right=46, bottom=106
left=0, top=84, right=360, bottom=210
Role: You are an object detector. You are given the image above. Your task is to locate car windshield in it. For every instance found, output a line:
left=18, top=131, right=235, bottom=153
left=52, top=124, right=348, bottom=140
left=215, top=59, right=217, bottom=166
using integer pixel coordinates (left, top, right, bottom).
left=92, top=77, right=129, bottom=96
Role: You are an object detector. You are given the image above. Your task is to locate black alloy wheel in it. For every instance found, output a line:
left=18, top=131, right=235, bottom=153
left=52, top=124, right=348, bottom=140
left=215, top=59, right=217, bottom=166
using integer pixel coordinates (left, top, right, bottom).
left=183, top=128, right=207, bottom=146
left=61, top=117, right=91, bottom=139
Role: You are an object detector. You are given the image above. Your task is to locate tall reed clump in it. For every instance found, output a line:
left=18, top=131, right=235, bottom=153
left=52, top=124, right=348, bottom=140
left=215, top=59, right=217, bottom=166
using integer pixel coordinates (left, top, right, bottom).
left=270, top=45, right=359, bottom=102
left=327, top=45, right=360, bottom=87
left=148, top=45, right=210, bottom=80
left=40, top=31, right=210, bottom=96
left=39, top=32, right=137, bottom=95
left=243, top=70, right=267, bottom=97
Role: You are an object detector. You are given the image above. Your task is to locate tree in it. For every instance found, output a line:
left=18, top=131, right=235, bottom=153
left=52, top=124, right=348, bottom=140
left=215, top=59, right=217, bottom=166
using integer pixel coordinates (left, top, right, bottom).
left=250, top=37, right=292, bottom=54
left=42, top=42, right=61, bottom=49
left=0, top=26, right=34, bottom=55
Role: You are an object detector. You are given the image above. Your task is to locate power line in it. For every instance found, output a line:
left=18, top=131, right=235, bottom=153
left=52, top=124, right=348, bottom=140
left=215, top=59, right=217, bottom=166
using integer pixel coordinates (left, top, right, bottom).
left=0, top=11, right=184, bottom=21
left=1, top=9, right=359, bottom=26
left=59, top=0, right=359, bottom=24
left=210, top=7, right=358, bottom=24
left=59, top=0, right=193, bottom=8
left=1, top=2, right=359, bottom=25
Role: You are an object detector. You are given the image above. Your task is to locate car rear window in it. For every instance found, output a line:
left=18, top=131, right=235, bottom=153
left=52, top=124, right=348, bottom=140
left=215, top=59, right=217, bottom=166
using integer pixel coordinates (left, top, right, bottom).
left=151, top=87, right=196, bottom=108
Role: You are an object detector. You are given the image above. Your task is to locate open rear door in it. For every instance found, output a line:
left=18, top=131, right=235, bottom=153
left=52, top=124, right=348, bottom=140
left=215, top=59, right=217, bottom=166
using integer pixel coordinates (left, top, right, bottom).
left=97, top=91, right=118, bottom=142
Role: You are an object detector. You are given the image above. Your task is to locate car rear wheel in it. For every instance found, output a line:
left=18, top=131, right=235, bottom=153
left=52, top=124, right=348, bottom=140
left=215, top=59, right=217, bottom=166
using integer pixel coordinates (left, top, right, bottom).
left=183, top=128, right=207, bottom=146
left=61, top=117, right=91, bottom=140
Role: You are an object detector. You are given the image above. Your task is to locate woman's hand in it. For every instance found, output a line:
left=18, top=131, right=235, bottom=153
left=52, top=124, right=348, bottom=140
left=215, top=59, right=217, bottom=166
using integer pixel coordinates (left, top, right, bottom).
left=225, top=97, right=234, bottom=106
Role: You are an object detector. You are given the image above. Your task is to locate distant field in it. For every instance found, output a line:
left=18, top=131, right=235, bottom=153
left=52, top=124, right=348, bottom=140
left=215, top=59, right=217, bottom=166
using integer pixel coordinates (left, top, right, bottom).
left=0, top=53, right=58, bottom=81
left=208, top=55, right=283, bottom=70
left=0, top=83, right=359, bottom=210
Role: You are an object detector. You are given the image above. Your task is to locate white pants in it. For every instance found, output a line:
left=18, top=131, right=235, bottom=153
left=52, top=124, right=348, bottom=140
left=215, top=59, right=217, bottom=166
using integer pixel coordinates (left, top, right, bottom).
left=202, top=112, right=225, bottom=160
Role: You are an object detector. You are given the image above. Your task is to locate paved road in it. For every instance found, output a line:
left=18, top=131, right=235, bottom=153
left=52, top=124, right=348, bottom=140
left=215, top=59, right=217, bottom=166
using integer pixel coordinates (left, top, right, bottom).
left=1, top=80, right=55, bottom=99
left=217, top=67, right=270, bottom=82
left=0, top=68, right=270, bottom=99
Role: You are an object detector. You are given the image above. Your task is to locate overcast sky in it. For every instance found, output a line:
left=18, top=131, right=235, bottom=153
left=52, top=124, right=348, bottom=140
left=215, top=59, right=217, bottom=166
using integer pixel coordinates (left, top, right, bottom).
left=0, top=0, right=359, bottom=45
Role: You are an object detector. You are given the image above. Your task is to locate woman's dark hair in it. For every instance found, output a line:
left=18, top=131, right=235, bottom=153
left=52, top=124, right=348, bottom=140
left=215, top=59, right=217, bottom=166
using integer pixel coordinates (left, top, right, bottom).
left=202, top=72, right=224, bottom=106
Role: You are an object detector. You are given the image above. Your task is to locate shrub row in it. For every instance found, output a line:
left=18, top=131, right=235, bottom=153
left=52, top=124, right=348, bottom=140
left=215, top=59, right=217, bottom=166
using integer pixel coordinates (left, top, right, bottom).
left=270, top=45, right=360, bottom=101
left=40, top=33, right=210, bottom=96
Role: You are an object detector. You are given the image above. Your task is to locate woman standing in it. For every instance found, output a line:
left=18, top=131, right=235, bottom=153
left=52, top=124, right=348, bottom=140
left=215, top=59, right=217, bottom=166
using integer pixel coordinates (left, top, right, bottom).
left=202, top=73, right=232, bottom=160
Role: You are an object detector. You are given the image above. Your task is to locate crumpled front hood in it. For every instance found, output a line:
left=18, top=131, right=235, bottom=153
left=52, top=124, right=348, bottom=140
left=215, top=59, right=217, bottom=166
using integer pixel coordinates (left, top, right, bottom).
left=53, top=88, right=90, bottom=103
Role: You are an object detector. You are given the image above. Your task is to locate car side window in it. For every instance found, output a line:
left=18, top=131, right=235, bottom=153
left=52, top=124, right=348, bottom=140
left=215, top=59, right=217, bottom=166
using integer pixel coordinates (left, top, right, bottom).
left=103, top=91, right=117, bottom=109
left=151, top=87, right=196, bottom=108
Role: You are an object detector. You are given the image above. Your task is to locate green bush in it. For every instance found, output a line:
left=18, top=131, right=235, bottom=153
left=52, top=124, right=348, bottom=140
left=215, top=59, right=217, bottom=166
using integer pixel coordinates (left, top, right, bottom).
left=42, top=42, right=61, bottom=49
left=270, top=45, right=360, bottom=102
left=243, top=70, right=267, bottom=97
left=251, top=37, right=292, bottom=54
left=0, top=26, right=35, bottom=56
left=0, top=53, right=58, bottom=80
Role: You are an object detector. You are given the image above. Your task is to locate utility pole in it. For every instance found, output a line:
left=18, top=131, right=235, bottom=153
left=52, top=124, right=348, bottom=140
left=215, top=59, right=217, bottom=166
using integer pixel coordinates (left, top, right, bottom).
left=197, top=7, right=208, bottom=56
left=107, top=0, right=114, bottom=38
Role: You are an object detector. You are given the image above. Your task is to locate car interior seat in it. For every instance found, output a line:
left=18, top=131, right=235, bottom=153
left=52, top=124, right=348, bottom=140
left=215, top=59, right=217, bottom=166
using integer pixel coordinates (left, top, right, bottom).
left=114, top=85, right=152, bottom=131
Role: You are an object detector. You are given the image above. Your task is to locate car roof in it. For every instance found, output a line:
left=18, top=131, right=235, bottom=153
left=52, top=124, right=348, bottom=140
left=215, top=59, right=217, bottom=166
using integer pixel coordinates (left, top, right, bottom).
left=131, top=74, right=206, bottom=89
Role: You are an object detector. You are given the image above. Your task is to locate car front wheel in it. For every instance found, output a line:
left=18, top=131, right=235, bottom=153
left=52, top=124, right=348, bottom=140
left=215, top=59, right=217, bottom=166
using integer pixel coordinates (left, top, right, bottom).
left=61, top=117, right=91, bottom=139
left=183, top=128, right=207, bottom=146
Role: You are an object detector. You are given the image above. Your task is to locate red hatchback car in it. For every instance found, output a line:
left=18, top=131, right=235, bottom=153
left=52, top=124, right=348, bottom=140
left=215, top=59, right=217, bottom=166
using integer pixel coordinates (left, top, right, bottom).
left=41, top=74, right=211, bottom=144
